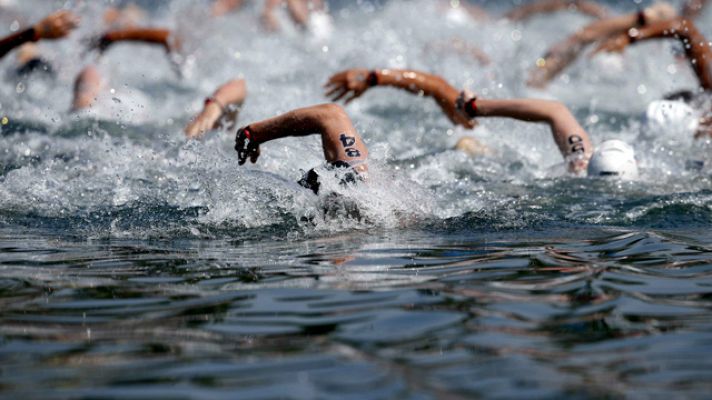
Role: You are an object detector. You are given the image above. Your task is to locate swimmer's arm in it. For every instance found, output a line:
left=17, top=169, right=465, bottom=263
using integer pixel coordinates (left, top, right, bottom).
left=628, top=19, right=712, bottom=90
left=241, top=103, right=368, bottom=167
left=373, top=69, right=477, bottom=128
left=505, top=0, right=609, bottom=22
left=185, top=79, right=247, bottom=139
left=286, top=0, right=310, bottom=29
left=94, top=28, right=176, bottom=53
left=71, top=66, right=102, bottom=111
left=476, top=98, right=593, bottom=173
left=325, top=68, right=476, bottom=128
left=261, top=0, right=283, bottom=31
left=528, top=5, right=675, bottom=87
left=0, top=11, right=78, bottom=60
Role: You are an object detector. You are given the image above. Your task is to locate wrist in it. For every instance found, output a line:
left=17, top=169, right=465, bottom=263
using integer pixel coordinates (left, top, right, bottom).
left=205, top=96, right=227, bottom=115
left=27, top=27, right=40, bottom=42
left=366, top=70, right=379, bottom=87
left=637, top=9, right=647, bottom=27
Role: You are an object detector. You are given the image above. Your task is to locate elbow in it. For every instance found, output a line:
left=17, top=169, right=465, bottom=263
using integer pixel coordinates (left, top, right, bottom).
left=310, top=103, right=352, bottom=128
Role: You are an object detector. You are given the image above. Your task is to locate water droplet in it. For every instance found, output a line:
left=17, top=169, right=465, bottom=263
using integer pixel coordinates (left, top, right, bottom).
left=637, top=84, right=647, bottom=95
left=15, top=82, right=25, bottom=94
left=1, top=117, right=8, bottom=125
left=10, top=20, right=19, bottom=32
left=510, top=30, right=522, bottom=42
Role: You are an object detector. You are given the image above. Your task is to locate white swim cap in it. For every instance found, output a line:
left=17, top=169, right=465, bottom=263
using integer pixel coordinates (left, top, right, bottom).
left=587, top=140, right=639, bottom=179
left=643, top=100, right=699, bottom=137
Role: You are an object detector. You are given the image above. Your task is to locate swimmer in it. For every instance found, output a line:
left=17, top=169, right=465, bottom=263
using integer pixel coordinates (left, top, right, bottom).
left=528, top=2, right=676, bottom=88
left=12, top=43, right=55, bottom=79
left=0, top=10, right=78, bottom=60
left=593, top=17, right=712, bottom=137
left=326, top=68, right=639, bottom=179
left=185, top=79, right=247, bottom=139
left=233, top=103, right=368, bottom=194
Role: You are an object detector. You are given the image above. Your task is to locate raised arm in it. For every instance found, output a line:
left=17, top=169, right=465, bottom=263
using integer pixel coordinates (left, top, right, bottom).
left=325, top=68, right=475, bottom=128
left=92, top=28, right=176, bottom=53
left=185, top=79, right=247, bottom=139
left=505, top=0, right=609, bottom=22
left=528, top=3, right=676, bottom=87
left=594, top=18, right=712, bottom=90
left=71, top=65, right=103, bottom=111
left=0, top=11, right=78, bottom=60
left=456, top=93, right=592, bottom=173
left=234, top=103, right=368, bottom=171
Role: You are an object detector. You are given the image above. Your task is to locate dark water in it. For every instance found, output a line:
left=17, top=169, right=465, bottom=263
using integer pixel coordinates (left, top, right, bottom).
left=2, top=0, right=712, bottom=398
left=2, top=226, right=712, bottom=399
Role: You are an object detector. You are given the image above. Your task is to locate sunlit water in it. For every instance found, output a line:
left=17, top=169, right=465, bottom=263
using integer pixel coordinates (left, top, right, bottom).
left=1, top=0, right=712, bottom=398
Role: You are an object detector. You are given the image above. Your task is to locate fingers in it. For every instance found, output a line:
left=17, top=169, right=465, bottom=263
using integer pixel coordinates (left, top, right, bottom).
left=250, top=147, right=260, bottom=163
left=324, top=84, right=345, bottom=98
left=343, top=92, right=360, bottom=105
left=331, top=88, right=349, bottom=102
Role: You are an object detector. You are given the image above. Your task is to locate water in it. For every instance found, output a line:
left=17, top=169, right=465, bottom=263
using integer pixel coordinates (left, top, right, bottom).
left=1, top=0, right=712, bottom=398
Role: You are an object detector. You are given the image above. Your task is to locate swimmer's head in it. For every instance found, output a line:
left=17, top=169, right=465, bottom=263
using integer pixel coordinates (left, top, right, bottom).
left=587, top=140, right=639, bottom=180
left=643, top=100, right=699, bottom=137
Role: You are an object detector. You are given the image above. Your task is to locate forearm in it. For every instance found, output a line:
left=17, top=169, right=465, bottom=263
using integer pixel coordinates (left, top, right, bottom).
left=477, top=98, right=592, bottom=166
left=212, top=79, right=247, bottom=108
left=249, top=104, right=340, bottom=143
left=506, top=0, right=607, bottom=21
left=576, top=13, right=638, bottom=43
left=372, top=69, right=459, bottom=104
left=102, top=28, right=172, bottom=49
left=286, top=0, right=309, bottom=28
left=0, top=28, right=36, bottom=59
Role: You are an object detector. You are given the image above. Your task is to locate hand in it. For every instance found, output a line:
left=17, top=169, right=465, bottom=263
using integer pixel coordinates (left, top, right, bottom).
left=644, top=2, right=677, bottom=24
left=33, top=11, right=79, bottom=40
left=324, top=69, right=372, bottom=104
left=184, top=103, right=222, bottom=139
left=235, top=127, right=261, bottom=165
left=591, top=33, right=630, bottom=56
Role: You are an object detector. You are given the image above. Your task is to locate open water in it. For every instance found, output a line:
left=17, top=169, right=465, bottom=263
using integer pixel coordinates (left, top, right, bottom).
left=1, top=0, right=711, bottom=398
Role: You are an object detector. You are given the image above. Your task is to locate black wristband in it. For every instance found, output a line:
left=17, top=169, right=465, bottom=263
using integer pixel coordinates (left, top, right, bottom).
left=366, top=70, right=378, bottom=87
left=637, top=9, right=646, bottom=27
left=464, top=97, right=478, bottom=118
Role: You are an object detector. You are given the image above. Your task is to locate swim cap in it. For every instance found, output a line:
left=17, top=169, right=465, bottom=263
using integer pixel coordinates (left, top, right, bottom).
left=643, top=100, right=699, bottom=137
left=587, top=140, right=639, bottom=179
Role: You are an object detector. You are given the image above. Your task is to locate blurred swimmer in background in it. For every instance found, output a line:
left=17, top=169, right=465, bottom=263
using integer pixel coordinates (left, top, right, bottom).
left=593, top=16, right=712, bottom=138
left=0, top=11, right=78, bottom=79
left=527, top=2, right=677, bottom=88
left=185, top=79, right=248, bottom=139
